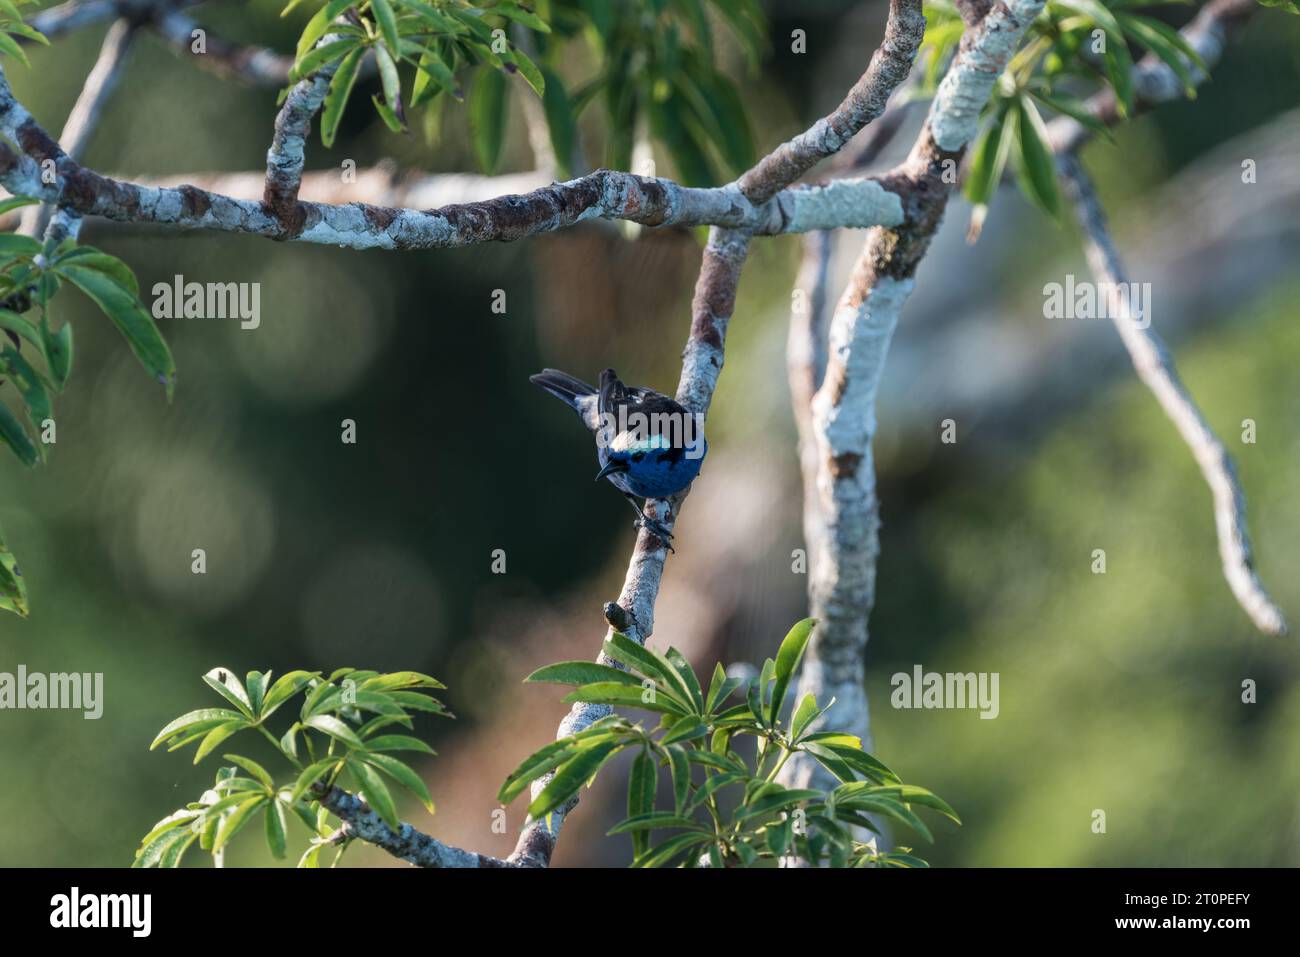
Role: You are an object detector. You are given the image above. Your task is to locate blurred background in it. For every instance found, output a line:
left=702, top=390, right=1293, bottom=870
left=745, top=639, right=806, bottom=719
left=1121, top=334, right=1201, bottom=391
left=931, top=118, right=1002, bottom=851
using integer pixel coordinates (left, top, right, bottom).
left=0, top=0, right=1297, bottom=867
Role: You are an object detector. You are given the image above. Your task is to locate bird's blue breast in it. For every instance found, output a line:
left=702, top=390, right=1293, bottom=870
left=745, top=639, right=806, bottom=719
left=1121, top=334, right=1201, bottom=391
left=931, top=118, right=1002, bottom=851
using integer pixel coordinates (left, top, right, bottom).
left=598, top=439, right=706, bottom=499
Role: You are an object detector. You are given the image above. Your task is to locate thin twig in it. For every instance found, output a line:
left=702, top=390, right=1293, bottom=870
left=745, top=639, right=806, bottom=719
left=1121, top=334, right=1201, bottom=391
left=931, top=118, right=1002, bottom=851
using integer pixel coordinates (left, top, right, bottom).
left=1057, top=154, right=1287, bottom=636
left=20, top=17, right=135, bottom=238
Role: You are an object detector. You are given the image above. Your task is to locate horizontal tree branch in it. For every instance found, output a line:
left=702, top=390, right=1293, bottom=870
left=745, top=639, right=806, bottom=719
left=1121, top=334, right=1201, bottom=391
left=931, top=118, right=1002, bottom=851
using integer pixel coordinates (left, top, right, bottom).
left=0, top=62, right=909, bottom=247
left=315, top=785, right=523, bottom=868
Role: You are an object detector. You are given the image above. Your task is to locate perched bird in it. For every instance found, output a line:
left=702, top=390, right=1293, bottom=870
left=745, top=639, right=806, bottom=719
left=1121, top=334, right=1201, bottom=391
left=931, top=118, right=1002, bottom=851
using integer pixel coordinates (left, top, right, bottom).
left=530, top=367, right=707, bottom=546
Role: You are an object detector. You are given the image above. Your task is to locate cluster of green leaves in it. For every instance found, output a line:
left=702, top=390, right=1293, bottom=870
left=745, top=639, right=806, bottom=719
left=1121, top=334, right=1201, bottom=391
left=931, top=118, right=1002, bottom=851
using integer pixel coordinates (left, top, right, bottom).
left=284, top=0, right=552, bottom=153
left=0, top=519, right=24, bottom=617
left=0, top=0, right=46, bottom=65
left=921, top=0, right=1211, bottom=230
left=135, top=667, right=448, bottom=868
left=288, top=0, right=763, bottom=184
left=1256, top=0, right=1299, bottom=15
left=534, top=0, right=764, bottom=183
left=0, top=198, right=175, bottom=616
left=502, top=619, right=959, bottom=867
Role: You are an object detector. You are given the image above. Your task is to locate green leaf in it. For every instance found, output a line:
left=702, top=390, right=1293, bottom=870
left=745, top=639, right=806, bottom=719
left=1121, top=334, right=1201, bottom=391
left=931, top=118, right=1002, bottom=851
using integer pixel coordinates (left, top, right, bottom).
left=818, top=742, right=901, bottom=784
left=264, top=800, right=288, bottom=859
left=493, top=4, right=551, bottom=33
left=660, top=716, right=708, bottom=745
left=1027, top=86, right=1111, bottom=138
left=305, top=714, right=366, bottom=749
left=362, top=752, right=434, bottom=811
left=0, top=234, right=40, bottom=259
left=296, top=0, right=352, bottom=60
left=365, top=734, right=436, bottom=754
left=374, top=41, right=406, bottom=130
left=54, top=263, right=175, bottom=397
left=359, top=671, right=445, bottom=691
left=1117, top=12, right=1204, bottom=96
left=769, top=618, right=815, bottom=725
left=1014, top=96, right=1061, bottom=218
left=0, top=402, right=37, bottom=467
left=470, top=66, right=509, bottom=174
left=203, top=668, right=254, bottom=717
left=527, top=739, right=623, bottom=819
left=213, top=795, right=267, bottom=852
left=498, top=735, right=594, bottom=804
left=260, top=670, right=319, bottom=719
left=627, top=748, right=657, bottom=858
left=525, top=661, right=643, bottom=687
left=0, top=309, right=46, bottom=362
left=320, top=46, right=364, bottom=148
left=562, top=682, right=688, bottom=715
left=150, top=708, right=248, bottom=749
left=631, top=830, right=712, bottom=868
left=370, top=0, right=402, bottom=56
left=193, top=721, right=248, bottom=764
left=43, top=321, right=72, bottom=390
left=291, top=757, right=343, bottom=803
left=0, top=195, right=38, bottom=217
left=292, top=37, right=353, bottom=81
left=666, top=744, right=691, bottom=813
left=1102, top=39, right=1136, bottom=118
left=963, top=105, right=1017, bottom=207
left=609, top=812, right=704, bottom=834
left=0, top=525, right=28, bottom=618
left=0, top=31, right=31, bottom=69
left=789, top=693, right=821, bottom=742
left=412, top=50, right=461, bottom=107
left=665, top=648, right=704, bottom=713
left=648, top=93, right=716, bottom=187
left=0, top=345, right=51, bottom=456
left=222, top=753, right=275, bottom=791
left=507, top=45, right=544, bottom=97
left=349, top=758, right=400, bottom=828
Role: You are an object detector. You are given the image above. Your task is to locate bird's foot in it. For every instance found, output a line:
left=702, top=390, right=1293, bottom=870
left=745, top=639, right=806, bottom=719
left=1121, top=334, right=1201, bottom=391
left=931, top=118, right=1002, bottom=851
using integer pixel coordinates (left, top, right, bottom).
left=634, top=516, right=675, bottom=552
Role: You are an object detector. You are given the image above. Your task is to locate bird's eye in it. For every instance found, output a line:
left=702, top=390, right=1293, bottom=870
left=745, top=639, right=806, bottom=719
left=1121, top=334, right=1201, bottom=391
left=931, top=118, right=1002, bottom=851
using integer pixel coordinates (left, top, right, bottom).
left=631, top=452, right=645, bottom=463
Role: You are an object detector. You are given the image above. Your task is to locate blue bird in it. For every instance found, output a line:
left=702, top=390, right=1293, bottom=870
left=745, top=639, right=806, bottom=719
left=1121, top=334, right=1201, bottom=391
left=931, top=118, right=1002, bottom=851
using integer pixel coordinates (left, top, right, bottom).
left=530, top=367, right=707, bottom=547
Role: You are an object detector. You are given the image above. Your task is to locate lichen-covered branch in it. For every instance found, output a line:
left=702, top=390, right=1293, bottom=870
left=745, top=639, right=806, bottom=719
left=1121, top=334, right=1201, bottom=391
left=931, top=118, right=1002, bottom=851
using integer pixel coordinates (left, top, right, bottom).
left=315, top=786, right=520, bottom=868
left=1058, top=154, right=1286, bottom=637
left=0, top=62, right=905, bottom=248
left=781, top=0, right=1049, bottom=794
left=262, top=36, right=343, bottom=219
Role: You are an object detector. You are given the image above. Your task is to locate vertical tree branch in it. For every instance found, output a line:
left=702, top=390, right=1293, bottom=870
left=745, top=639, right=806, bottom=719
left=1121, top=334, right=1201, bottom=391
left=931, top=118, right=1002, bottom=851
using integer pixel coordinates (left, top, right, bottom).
left=1057, top=154, right=1287, bottom=636
left=782, top=0, right=1048, bottom=795
left=20, top=17, right=134, bottom=237
left=508, top=227, right=752, bottom=866
left=263, top=40, right=343, bottom=221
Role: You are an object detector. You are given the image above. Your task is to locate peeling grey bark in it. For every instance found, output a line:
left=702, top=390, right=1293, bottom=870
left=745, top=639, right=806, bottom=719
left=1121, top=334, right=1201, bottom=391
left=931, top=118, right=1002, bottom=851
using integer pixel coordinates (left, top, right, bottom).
left=780, top=0, right=1049, bottom=797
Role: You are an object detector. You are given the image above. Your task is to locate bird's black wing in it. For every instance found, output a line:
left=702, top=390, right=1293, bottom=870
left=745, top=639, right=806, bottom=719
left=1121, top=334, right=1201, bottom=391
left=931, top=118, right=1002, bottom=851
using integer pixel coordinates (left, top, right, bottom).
left=598, top=367, right=627, bottom=418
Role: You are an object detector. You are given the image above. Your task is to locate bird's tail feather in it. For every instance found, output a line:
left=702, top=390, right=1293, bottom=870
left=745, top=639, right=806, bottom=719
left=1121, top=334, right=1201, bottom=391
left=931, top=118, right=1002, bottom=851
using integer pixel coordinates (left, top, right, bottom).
left=530, top=369, right=597, bottom=409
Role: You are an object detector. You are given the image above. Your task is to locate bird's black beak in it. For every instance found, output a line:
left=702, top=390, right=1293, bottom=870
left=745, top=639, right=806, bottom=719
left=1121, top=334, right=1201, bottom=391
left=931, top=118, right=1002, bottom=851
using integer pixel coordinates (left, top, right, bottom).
left=595, top=460, right=629, bottom=482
